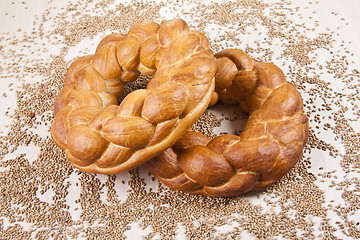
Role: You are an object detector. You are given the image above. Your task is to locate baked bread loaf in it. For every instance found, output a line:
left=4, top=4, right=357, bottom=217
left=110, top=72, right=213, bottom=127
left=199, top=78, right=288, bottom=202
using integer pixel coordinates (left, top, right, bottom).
left=51, top=19, right=216, bottom=174
left=145, top=49, right=309, bottom=197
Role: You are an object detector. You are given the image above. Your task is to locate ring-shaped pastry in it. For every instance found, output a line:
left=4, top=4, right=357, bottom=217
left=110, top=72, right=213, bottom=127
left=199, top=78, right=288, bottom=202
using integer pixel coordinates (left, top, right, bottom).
left=51, top=19, right=217, bottom=174
left=145, top=49, right=309, bottom=197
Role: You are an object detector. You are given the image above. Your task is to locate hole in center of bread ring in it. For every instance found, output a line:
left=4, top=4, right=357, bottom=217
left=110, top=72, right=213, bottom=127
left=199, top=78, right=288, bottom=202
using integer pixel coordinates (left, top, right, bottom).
left=145, top=49, right=309, bottom=197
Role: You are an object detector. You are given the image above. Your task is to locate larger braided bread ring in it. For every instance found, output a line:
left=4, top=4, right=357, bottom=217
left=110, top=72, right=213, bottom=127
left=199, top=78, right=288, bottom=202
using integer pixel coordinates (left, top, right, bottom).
left=145, top=49, right=309, bottom=197
left=51, top=19, right=216, bottom=174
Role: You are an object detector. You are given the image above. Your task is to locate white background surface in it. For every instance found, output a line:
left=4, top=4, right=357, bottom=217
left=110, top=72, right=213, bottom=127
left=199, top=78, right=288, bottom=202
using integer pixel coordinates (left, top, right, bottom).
left=0, top=0, right=359, bottom=239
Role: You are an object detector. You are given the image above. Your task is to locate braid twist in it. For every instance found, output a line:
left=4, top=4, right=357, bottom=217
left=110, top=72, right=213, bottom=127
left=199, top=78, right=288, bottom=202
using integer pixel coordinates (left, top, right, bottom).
left=145, top=49, right=309, bottom=197
left=51, top=19, right=217, bottom=174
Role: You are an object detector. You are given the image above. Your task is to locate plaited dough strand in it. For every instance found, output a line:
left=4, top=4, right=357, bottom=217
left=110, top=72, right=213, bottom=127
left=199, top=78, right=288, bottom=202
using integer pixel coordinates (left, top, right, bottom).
left=51, top=19, right=217, bottom=174
left=145, top=49, right=309, bottom=197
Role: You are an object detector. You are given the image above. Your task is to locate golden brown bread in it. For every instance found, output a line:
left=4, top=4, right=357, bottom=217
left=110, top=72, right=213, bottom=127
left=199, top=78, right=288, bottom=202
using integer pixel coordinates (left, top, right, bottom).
left=145, top=49, right=309, bottom=197
left=51, top=19, right=217, bottom=174
left=51, top=18, right=308, bottom=197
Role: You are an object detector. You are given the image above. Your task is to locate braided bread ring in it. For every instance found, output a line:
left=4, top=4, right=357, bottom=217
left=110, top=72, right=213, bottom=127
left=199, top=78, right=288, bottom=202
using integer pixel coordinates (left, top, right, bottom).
left=51, top=19, right=217, bottom=174
left=145, top=49, right=309, bottom=197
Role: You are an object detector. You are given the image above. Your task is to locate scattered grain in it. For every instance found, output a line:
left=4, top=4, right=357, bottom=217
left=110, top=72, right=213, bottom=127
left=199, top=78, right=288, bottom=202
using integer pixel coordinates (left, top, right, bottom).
left=0, top=0, right=359, bottom=239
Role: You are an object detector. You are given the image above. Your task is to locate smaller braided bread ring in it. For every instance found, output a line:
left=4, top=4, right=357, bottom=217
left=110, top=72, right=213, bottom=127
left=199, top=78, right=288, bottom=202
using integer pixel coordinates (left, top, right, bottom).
left=145, top=49, right=309, bottom=197
left=51, top=19, right=217, bottom=174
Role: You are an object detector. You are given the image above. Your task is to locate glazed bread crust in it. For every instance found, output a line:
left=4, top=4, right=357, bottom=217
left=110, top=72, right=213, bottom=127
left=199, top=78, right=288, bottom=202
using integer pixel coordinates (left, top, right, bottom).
left=51, top=19, right=216, bottom=174
left=145, top=49, right=309, bottom=197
